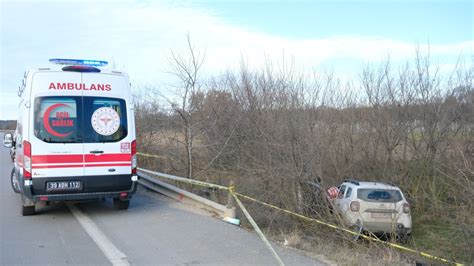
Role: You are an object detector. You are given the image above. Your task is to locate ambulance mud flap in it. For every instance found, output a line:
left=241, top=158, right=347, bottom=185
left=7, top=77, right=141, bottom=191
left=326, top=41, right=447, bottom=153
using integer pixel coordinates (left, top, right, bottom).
left=21, top=194, right=35, bottom=207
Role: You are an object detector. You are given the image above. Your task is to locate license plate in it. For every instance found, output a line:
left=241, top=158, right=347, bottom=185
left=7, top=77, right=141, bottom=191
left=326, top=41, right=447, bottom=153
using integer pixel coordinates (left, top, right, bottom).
left=371, top=212, right=391, bottom=219
left=46, top=181, right=82, bottom=191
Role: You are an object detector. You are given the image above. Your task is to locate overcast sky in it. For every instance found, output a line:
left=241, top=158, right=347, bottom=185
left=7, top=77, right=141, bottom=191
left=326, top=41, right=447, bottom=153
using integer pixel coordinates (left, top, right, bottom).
left=1, top=0, right=472, bottom=119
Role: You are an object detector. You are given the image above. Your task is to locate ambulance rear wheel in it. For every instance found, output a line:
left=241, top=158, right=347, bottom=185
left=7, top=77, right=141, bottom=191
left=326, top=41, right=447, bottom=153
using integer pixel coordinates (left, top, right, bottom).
left=11, top=168, right=20, bottom=193
left=22, top=205, right=35, bottom=216
left=113, top=198, right=130, bottom=210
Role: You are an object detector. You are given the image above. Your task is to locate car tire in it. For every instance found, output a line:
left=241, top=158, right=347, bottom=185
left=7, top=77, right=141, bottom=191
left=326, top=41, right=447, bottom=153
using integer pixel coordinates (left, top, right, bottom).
left=113, top=198, right=130, bottom=210
left=397, top=233, right=409, bottom=244
left=22, top=205, right=35, bottom=216
left=11, top=168, right=20, bottom=193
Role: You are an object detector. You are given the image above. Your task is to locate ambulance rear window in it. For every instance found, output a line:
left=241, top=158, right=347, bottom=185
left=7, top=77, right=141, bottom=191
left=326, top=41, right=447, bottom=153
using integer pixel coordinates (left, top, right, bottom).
left=83, top=97, right=127, bottom=143
left=34, top=97, right=81, bottom=143
left=34, top=96, right=127, bottom=143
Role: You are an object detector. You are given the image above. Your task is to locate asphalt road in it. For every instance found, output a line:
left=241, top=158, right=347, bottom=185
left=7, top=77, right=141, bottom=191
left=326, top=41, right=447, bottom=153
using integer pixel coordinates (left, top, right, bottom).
left=0, top=132, right=326, bottom=265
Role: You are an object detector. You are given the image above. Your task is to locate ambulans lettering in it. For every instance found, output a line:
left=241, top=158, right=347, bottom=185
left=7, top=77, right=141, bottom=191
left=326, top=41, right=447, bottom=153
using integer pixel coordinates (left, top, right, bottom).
left=48, top=82, right=112, bottom=91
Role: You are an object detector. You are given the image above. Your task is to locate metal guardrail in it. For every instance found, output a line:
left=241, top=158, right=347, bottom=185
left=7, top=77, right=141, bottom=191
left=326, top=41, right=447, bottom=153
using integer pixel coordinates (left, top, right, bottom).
left=137, top=169, right=235, bottom=219
left=137, top=168, right=282, bottom=265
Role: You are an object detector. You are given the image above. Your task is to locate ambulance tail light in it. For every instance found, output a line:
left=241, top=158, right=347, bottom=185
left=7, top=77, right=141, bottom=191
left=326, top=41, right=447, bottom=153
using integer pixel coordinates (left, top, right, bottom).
left=131, top=140, right=137, bottom=175
left=23, top=140, right=32, bottom=179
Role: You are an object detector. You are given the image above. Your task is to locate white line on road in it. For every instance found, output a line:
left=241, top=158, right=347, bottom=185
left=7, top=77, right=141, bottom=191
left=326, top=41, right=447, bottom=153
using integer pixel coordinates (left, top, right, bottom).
left=67, top=203, right=130, bottom=266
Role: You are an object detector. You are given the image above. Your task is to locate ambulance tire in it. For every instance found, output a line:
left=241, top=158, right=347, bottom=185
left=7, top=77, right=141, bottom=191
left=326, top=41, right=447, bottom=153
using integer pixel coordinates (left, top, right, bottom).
left=22, top=205, right=35, bottom=216
left=113, top=198, right=130, bottom=210
left=11, top=168, right=20, bottom=193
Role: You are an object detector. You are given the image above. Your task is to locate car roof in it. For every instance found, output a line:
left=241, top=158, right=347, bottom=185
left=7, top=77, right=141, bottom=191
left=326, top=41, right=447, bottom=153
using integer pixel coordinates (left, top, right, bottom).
left=344, top=181, right=400, bottom=190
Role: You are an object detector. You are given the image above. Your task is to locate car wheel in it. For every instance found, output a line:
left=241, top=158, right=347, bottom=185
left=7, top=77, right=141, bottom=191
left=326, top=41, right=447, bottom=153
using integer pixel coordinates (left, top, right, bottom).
left=113, top=198, right=130, bottom=210
left=11, top=168, right=20, bottom=193
left=22, top=205, right=35, bottom=216
left=397, top=233, right=409, bottom=244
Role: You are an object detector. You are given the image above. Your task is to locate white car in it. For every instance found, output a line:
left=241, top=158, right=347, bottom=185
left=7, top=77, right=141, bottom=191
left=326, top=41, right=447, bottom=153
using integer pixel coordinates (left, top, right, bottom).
left=328, top=180, right=412, bottom=240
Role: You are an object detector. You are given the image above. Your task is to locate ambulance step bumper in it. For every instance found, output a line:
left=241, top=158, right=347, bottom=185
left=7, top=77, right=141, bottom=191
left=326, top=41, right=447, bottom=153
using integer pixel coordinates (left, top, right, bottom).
left=26, top=183, right=137, bottom=202
left=30, top=174, right=135, bottom=195
left=23, top=174, right=138, bottom=201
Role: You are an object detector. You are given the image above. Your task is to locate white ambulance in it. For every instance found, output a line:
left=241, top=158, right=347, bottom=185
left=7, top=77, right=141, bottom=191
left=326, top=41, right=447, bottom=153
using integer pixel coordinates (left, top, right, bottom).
left=3, top=59, right=138, bottom=215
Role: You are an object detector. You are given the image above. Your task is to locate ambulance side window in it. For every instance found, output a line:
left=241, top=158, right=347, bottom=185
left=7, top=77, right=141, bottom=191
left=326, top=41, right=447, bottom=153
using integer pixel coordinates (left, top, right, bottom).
left=34, top=97, right=82, bottom=143
left=83, top=97, right=127, bottom=143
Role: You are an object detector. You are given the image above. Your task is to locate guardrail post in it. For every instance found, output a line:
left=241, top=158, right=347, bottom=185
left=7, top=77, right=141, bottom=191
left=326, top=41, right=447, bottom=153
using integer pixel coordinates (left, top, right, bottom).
left=225, top=180, right=236, bottom=219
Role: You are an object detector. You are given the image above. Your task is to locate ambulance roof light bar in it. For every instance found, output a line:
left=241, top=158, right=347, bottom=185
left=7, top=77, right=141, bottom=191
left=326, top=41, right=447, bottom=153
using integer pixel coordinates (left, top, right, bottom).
left=49, top=58, right=108, bottom=67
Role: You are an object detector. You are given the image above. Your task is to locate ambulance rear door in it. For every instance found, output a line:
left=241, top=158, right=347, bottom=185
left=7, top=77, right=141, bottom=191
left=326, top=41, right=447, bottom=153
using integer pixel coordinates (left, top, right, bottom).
left=30, top=71, right=85, bottom=181
left=81, top=73, right=132, bottom=177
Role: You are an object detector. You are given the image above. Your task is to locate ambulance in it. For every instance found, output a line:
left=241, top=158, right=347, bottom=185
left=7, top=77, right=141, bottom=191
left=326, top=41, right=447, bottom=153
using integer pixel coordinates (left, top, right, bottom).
left=3, top=59, right=138, bottom=215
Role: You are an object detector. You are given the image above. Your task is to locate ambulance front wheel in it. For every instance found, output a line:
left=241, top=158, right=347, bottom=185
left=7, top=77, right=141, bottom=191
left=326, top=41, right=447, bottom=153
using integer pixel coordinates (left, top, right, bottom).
left=113, top=198, right=130, bottom=210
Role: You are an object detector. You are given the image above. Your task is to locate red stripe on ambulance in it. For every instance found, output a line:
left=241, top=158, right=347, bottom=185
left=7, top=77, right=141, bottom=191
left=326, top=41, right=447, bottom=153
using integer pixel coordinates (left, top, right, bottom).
left=32, top=163, right=131, bottom=169
left=32, top=154, right=83, bottom=164
left=85, top=154, right=131, bottom=162
left=32, top=154, right=131, bottom=164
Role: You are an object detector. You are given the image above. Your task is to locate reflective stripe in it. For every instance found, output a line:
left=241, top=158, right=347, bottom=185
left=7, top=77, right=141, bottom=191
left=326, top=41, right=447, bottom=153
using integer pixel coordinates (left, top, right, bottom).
left=32, top=153, right=131, bottom=164
left=32, top=163, right=131, bottom=169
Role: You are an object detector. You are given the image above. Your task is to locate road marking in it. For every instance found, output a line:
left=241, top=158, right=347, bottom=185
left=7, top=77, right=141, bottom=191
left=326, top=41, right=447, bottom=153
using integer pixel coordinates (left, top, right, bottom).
left=67, top=203, right=130, bottom=266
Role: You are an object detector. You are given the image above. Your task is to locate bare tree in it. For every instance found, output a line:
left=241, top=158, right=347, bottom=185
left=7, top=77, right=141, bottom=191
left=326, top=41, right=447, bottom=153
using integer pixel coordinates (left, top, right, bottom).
left=167, top=34, right=205, bottom=178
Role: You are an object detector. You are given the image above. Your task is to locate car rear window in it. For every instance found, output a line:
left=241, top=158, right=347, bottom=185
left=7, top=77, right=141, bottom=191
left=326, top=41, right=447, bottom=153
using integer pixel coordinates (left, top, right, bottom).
left=357, top=189, right=403, bottom=203
left=35, top=96, right=127, bottom=143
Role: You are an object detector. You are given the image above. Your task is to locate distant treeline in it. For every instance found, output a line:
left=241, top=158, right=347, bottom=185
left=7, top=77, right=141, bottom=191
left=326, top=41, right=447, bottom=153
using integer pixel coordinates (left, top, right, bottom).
left=0, top=120, right=16, bottom=130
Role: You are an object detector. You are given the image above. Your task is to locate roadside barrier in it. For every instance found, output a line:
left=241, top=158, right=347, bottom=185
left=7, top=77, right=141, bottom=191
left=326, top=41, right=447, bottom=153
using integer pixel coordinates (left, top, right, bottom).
left=136, top=156, right=464, bottom=266
left=138, top=167, right=284, bottom=266
left=138, top=171, right=230, bottom=218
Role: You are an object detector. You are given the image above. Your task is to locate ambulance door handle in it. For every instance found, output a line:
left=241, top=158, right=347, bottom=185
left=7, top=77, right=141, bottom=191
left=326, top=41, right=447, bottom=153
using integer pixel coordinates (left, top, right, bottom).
left=90, top=150, right=104, bottom=154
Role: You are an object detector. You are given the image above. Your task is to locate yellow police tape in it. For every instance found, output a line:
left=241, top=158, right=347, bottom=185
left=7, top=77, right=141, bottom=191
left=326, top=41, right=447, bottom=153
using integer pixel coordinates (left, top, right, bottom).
left=233, top=191, right=463, bottom=266
left=137, top=152, right=169, bottom=160
left=136, top=159, right=463, bottom=265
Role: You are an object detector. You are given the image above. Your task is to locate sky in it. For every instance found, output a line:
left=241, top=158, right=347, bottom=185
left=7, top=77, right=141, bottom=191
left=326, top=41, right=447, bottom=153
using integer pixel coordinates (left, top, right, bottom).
left=1, top=0, right=473, bottom=119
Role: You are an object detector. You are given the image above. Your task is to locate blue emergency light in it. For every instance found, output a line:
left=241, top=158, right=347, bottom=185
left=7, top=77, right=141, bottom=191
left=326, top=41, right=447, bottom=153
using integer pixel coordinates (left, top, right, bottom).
left=49, top=58, right=108, bottom=67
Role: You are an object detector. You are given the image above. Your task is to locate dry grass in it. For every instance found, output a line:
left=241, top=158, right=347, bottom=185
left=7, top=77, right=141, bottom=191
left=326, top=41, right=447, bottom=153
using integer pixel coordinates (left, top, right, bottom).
left=272, top=230, right=420, bottom=266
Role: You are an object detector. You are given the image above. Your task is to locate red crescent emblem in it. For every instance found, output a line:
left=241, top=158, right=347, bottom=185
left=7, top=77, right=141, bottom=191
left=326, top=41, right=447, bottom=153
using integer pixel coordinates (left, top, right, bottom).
left=43, top=103, right=73, bottom=137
